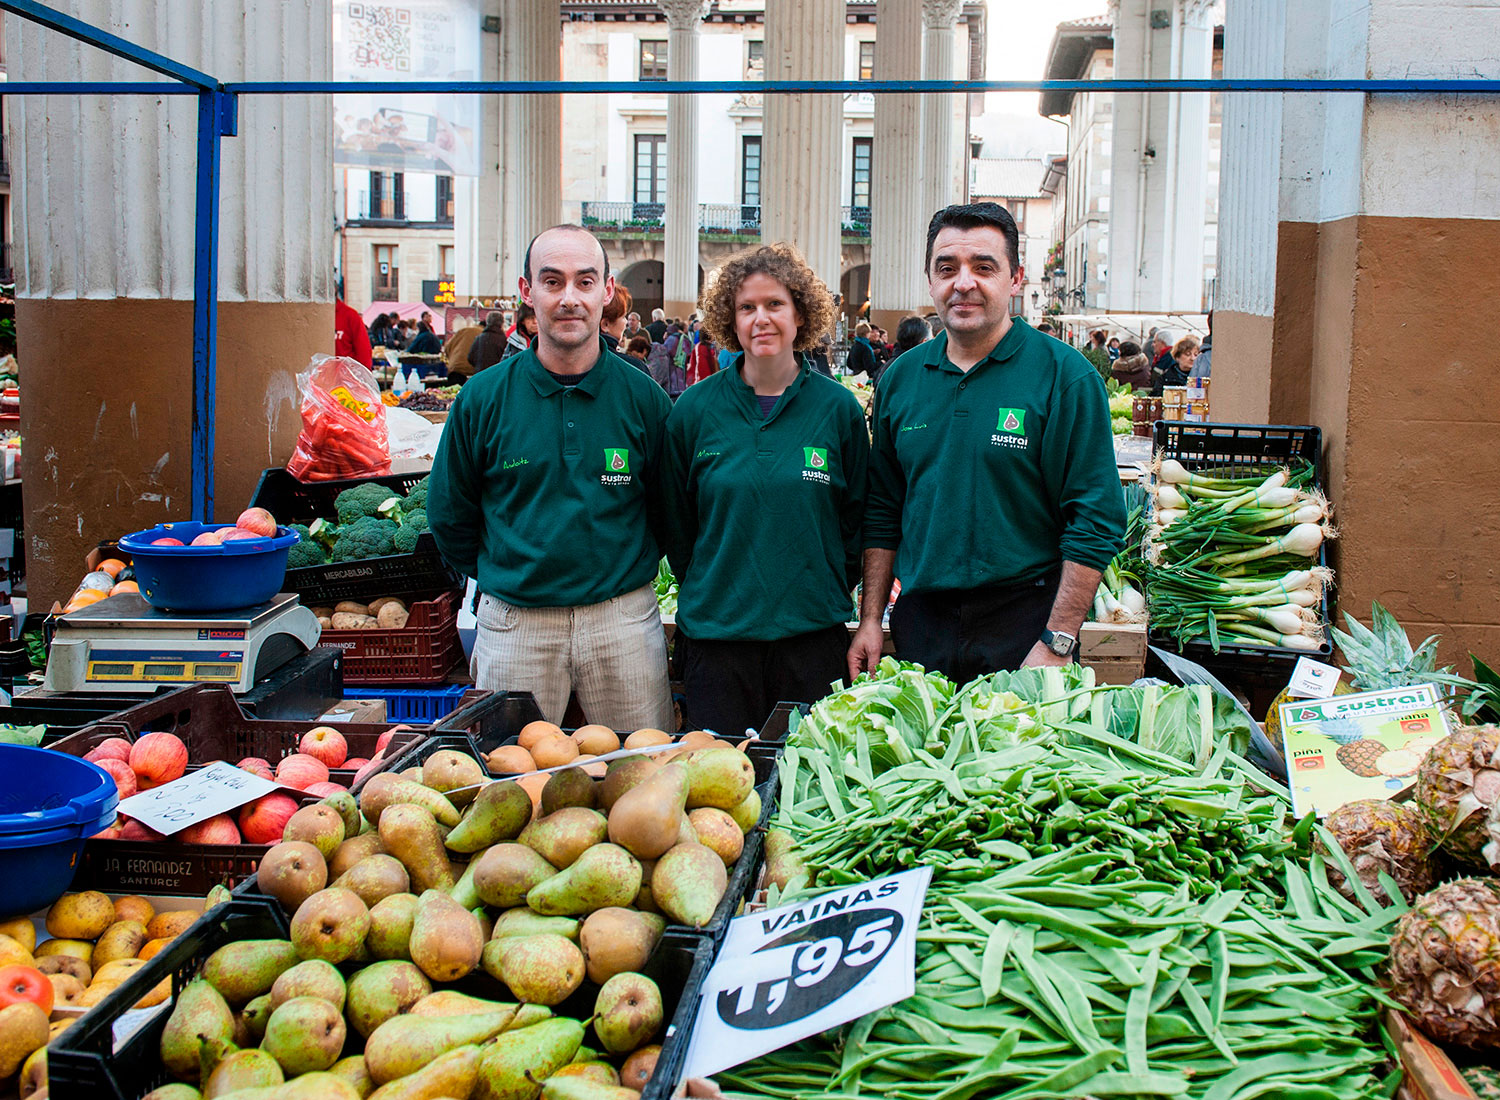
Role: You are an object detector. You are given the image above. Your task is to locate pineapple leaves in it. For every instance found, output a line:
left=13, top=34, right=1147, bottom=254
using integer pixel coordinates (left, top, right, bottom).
left=1335, top=601, right=1494, bottom=716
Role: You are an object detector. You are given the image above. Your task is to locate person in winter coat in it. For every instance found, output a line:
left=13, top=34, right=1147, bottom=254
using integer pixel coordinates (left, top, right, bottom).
left=1110, top=341, right=1151, bottom=390
left=847, top=321, right=878, bottom=379
left=405, top=320, right=442, bottom=357
left=502, top=304, right=537, bottom=361
left=467, top=311, right=511, bottom=376
left=335, top=298, right=373, bottom=369
left=443, top=321, right=482, bottom=381
left=688, top=330, right=718, bottom=386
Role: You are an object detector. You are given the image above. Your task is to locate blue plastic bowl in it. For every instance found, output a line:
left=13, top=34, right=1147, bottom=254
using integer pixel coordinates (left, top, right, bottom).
left=0, top=744, right=120, bottom=918
left=117, top=523, right=300, bottom=611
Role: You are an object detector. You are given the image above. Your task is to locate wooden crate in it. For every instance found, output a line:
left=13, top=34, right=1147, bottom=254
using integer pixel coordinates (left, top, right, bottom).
left=1387, top=1011, right=1482, bottom=1100
left=1081, top=621, right=1147, bottom=685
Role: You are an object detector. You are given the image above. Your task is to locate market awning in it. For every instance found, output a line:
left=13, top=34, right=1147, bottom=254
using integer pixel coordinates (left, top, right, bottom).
left=361, top=301, right=447, bottom=335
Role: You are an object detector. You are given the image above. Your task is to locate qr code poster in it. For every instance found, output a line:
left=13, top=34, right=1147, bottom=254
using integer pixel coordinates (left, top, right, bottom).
left=345, top=4, right=415, bottom=74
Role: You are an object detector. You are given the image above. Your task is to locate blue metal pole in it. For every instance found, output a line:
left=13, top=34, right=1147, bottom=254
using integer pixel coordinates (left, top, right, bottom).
left=0, top=81, right=198, bottom=95
left=191, top=90, right=235, bottom=522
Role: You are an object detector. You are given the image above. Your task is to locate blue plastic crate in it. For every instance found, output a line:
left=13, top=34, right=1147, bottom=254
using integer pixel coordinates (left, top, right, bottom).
left=346, top=683, right=469, bottom=723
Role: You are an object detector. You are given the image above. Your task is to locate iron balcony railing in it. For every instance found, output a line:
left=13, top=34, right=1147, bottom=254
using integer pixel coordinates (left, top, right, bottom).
left=581, top=201, right=870, bottom=236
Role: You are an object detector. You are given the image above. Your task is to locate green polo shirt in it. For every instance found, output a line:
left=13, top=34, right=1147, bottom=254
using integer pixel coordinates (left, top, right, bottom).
left=660, top=357, right=869, bottom=641
left=428, top=339, right=672, bottom=608
left=865, top=318, right=1124, bottom=592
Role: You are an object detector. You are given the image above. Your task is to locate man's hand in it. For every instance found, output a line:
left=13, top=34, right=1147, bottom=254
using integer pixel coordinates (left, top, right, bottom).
left=848, top=621, right=885, bottom=681
left=1021, top=640, right=1071, bottom=668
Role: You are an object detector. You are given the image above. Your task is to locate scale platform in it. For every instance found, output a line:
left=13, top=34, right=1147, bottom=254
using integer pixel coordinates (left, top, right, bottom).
left=43, top=592, right=323, bottom=693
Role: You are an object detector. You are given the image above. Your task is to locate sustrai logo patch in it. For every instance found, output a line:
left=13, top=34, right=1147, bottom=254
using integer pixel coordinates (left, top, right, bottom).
left=601, top=448, right=633, bottom=485
left=991, top=407, right=1029, bottom=450
left=801, top=445, right=831, bottom=485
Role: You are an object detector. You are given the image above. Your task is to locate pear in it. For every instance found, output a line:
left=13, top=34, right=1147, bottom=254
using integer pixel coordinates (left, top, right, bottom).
left=763, top=828, right=808, bottom=890
left=210, top=1072, right=360, bottom=1100
left=361, top=774, right=461, bottom=828
left=290, top=888, right=371, bottom=964
left=329, top=833, right=387, bottom=879
left=444, top=780, right=533, bottom=853
left=578, top=908, right=664, bottom=985
left=652, top=842, right=728, bottom=928
left=548, top=1061, right=620, bottom=1086
left=322, top=790, right=362, bottom=839
left=480, top=933, right=585, bottom=1006
left=541, top=768, right=598, bottom=815
left=540, top=1079, right=641, bottom=1100
left=449, top=858, right=482, bottom=910
left=684, top=746, right=755, bottom=810
left=0, top=1003, right=47, bottom=1080
left=526, top=844, right=642, bottom=917
left=677, top=815, right=698, bottom=846
left=379, top=803, right=455, bottom=893
left=364, top=1009, right=519, bottom=1085
left=492, top=909, right=580, bottom=942
left=727, top=788, right=762, bottom=833
left=270, top=958, right=346, bottom=1012
left=366, top=1043, right=481, bottom=1100
left=284, top=804, right=347, bottom=859
left=598, top=756, right=660, bottom=812
left=201, top=939, right=300, bottom=1005
left=620, top=1045, right=660, bottom=1091
left=519, top=808, right=608, bottom=869
left=141, top=1088, right=204, bottom=1100
left=334, top=854, right=412, bottom=908
left=422, top=749, right=486, bottom=806
left=687, top=808, right=744, bottom=866
left=202, top=1048, right=283, bottom=1098
left=511, top=1004, right=555, bottom=1030
left=329, top=1054, right=377, bottom=1098
left=472, top=844, right=558, bottom=908
left=345, top=959, right=433, bottom=1038
left=408, top=889, right=484, bottom=982
left=474, top=1018, right=585, bottom=1100
left=366, top=893, right=420, bottom=960
left=593, top=973, right=662, bottom=1055
left=410, top=989, right=517, bottom=1017
left=160, top=979, right=236, bottom=1080
left=606, top=764, right=687, bottom=860
left=261, top=995, right=346, bottom=1076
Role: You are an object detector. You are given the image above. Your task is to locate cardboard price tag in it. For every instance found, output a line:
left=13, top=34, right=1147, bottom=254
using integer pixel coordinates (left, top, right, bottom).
left=1286, top=656, right=1343, bottom=699
left=116, top=760, right=280, bottom=835
left=682, top=867, right=931, bottom=1080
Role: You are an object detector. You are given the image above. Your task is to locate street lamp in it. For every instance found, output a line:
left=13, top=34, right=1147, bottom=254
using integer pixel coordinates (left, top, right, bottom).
left=1050, top=268, right=1067, bottom=294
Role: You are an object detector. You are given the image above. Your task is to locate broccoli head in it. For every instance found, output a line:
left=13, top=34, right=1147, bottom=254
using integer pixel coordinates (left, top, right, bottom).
left=376, top=495, right=405, bottom=523
left=289, top=522, right=312, bottom=541
left=287, top=539, right=328, bottom=569
left=402, top=508, right=428, bottom=533
left=330, top=516, right=399, bottom=562
left=403, top=477, right=430, bottom=511
left=335, top=482, right=397, bottom=524
left=308, top=517, right=340, bottom=551
left=392, top=524, right=424, bottom=555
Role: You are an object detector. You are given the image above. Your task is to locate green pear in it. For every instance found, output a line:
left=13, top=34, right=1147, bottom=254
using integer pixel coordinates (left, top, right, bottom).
left=366, top=893, right=420, bottom=960
left=211, top=1071, right=360, bottom=1100
left=205, top=883, right=233, bottom=910
left=360, top=774, right=462, bottom=828
left=472, top=844, right=559, bottom=908
left=141, top=1086, right=205, bottom=1100
left=379, top=804, right=455, bottom=893
left=598, top=756, right=659, bottom=812
left=160, top=979, right=236, bottom=1080
left=727, top=788, right=762, bottom=833
left=240, top=993, right=273, bottom=1042
left=684, top=746, right=756, bottom=810
left=333, top=854, right=411, bottom=908
left=200, top=940, right=301, bottom=1005
left=474, top=1018, right=585, bottom=1100
left=593, top=973, right=662, bottom=1055
left=480, top=933, right=585, bottom=1006
left=547, top=1061, right=619, bottom=1086
left=606, top=764, right=687, bottom=860
left=270, top=958, right=346, bottom=1012
left=519, top=808, right=608, bottom=869
left=764, top=828, right=808, bottom=890
left=526, top=844, right=642, bottom=917
left=651, top=842, right=728, bottom=928
left=408, top=889, right=484, bottom=982
left=450, top=858, right=482, bottom=910
left=284, top=804, right=347, bottom=860
left=541, top=768, right=598, bottom=815
left=579, top=908, right=665, bottom=984
left=322, top=790, right=362, bottom=839
left=541, top=1079, right=641, bottom=1100
left=345, top=959, right=433, bottom=1038
left=261, top=995, right=346, bottom=1076
left=421, top=749, right=486, bottom=806
left=197, top=1034, right=236, bottom=1086
left=202, top=1049, right=283, bottom=1099
left=410, top=990, right=517, bottom=1017
left=364, top=1009, right=519, bottom=1085
left=444, top=780, right=533, bottom=853
left=366, top=1043, right=482, bottom=1100
left=491, top=909, right=580, bottom=941
left=511, top=1004, right=555, bottom=1031
left=329, top=1054, right=377, bottom=1098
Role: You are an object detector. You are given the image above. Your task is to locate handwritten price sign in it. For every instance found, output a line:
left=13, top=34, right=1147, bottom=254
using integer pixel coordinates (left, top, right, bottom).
left=116, top=761, right=280, bottom=835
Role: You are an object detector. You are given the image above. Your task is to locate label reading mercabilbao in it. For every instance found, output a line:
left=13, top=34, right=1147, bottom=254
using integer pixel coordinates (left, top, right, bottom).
left=682, top=867, right=931, bottom=1080
left=1278, top=682, right=1448, bottom=818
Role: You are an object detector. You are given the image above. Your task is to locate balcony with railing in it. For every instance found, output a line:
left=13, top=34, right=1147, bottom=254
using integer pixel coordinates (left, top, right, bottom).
left=581, top=202, right=871, bottom=240
left=353, top=190, right=412, bottom=224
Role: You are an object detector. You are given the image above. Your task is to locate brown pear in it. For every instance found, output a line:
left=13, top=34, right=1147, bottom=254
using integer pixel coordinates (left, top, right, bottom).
left=379, top=803, right=455, bottom=893
left=607, top=762, right=688, bottom=860
left=579, top=908, right=665, bottom=984
left=422, top=749, right=486, bottom=806
left=598, top=756, right=660, bottom=811
left=334, top=854, right=411, bottom=907
left=541, top=768, right=598, bottom=815
left=257, top=841, right=328, bottom=912
left=519, top=807, right=608, bottom=868
left=283, top=804, right=347, bottom=859
left=408, top=889, right=483, bottom=983
left=329, top=832, right=387, bottom=879
left=471, top=843, right=558, bottom=909
left=688, top=808, right=744, bottom=865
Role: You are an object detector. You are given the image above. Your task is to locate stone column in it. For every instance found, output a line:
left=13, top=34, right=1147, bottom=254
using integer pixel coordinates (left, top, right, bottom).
left=870, top=0, right=928, bottom=332
left=762, top=0, right=844, bottom=289
left=661, top=0, right=708, bottom=317
left=8, top=0, right=332, bottom=608
left=456, top=0, right=503, bottom=298
left=920, top=0, right=963, bottom=221
left=500, top=0, right=561, bottom=289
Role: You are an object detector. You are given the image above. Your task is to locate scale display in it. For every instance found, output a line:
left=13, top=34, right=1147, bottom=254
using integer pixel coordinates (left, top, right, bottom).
left=85, top=648, right=244, bottom=684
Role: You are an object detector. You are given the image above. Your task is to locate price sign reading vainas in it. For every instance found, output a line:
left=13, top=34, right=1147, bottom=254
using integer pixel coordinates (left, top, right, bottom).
left=682, top=867, right=930, bottom=1079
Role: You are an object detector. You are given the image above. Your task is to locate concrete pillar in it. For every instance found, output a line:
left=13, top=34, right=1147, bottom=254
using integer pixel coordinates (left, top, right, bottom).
left=762, top=0, right=844, bottom=288
left=456, top=0, right=503, bottom=298
left=870, top=0, right=927, bottom=332
left=919, top=0, right=962, bottom=221
left=500, top=0, right=561, bottom=289
left=661, top=0, right=708, bottom=317
left=8, top=0, right=332, bottom=608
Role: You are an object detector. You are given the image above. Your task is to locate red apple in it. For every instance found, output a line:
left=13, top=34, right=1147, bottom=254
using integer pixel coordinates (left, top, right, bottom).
left=299, top=726, right=349, bottom=768
left=129, top=732, right=189, bottom=789
left=179, top=813, right=242, bottom=845
left=275, top=753, right=330, bottom=791
left=374, top=728, right=400, bottom=755
left=238, top=793, right=300, bottom=844
left=235, top=507, right=278, bottom=537
left=118, top=817, right=165, bottom=842
left=303, top=781, right=347, bottom=797
left=352, top=759, right=385, bottom=787
left=95, top=758, right=138, bottom=800
left=237, top=757, right=275, bottom=781
left=343, top=757, right=370, bottom=770
left=91, top=825, right=124, bottom=840
left=190, top=529, right=225, bottom=547
left=151, top=537, right=185, bottom=546
left=221, top=528, right=266, bottom=542
left=84, top=736, right=134, bottom=764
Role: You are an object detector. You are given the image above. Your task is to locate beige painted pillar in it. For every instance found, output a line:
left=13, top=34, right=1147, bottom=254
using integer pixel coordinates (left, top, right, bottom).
left=920, top=0, right=962, bottom=220
left=662, top=0, right=708, bottom=317
left=870, top=0, right=928, bottom=332
left=8, top=0, right=333, bottom=609
left=762, top=0, right=844, bottom=288
left=501, top=0, right=561, bottom=288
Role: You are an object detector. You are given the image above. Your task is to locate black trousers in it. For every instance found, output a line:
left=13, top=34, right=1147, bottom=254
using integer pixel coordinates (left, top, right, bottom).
left=889, top=572, right=1061, bottom=685
left=679, top=623, right=850, bottom=736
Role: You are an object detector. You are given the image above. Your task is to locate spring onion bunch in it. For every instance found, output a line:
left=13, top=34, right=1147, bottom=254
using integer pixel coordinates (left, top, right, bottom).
left=1093, top=482, right=1149, bottom=624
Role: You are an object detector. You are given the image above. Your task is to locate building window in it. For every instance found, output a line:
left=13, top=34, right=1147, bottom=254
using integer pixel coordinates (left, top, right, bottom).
left=436, top=175, right=454, bottom=223
left=858, top=41, right=875, bottom=81
left=440, top=246, right=455, bottom=278
left=373, top=244, right=399, bottom=302
left=640, top=40, right=667, bottom=81
left=392, top=172, right=406, bottom=220
left=746, top=40, right=764, bottom=79
left=741, top=135, right=762, bottom=216
left=1008, top=200, right=1026, bottom=234
left=851, top=137, right=872, bottom=213
left=368, top=171, right=384, bottom=218
left=634, top=134, right=667, bottom=206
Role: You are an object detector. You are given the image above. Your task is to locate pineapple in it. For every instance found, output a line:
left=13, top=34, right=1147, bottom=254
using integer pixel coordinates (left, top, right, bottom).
left=1335, top=739, right=1387, bottom=778
left=1415, top=724, right=1500, bottom=870
left=1316, top=799, right=1434, bottom=904
left=1389, top=879, right=1500, bottom=1049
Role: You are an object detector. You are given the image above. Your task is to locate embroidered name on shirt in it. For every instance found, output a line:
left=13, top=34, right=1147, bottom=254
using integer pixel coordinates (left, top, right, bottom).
left=900, top=423, right=929, bottom=432
left=502, top=458, right=529, bottom=470
left=696, top=449, right=721, bottom=458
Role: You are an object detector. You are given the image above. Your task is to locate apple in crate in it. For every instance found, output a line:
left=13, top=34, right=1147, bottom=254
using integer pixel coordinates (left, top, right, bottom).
left=239, top=793, right=299, bottom=844
left=129, top=732, right=189, bottom=789
left=235, top=507, right=278, bottom=537
left=179, top=814, right=243, bottom=845
left=118, top=817, right=165, bottom=842
left=237, top=757, right=275, bottom=781
left=95, top=758, right=138, bottom=800
left=344, top=757, right=370, bottom=770
left=84, top=737, right=133, bottom=765
left=303, top=781, right=347, bottom=798
left=276, top=754, right=330, bottom=791
left=299, top=726, right=348, bottom=768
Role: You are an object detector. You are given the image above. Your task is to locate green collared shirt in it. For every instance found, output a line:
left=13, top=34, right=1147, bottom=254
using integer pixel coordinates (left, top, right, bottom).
left=428, top=339, right=672, bottom=607
left=865, top=318, right=1125, bottom=592
left=660, top=356, right=869, bottom=641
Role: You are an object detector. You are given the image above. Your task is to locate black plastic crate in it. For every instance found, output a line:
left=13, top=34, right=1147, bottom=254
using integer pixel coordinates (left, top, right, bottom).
left=248, top=467, right=461, bottom=604
left=49, top=900, right=712, bottom=1100
left=433, top=689, right=546, bottom=755
left=757, top=701, right=809, bottom=743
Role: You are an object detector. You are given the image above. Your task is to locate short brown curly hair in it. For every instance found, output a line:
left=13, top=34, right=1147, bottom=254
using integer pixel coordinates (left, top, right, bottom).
left=699, top=243, right=836, bottom=354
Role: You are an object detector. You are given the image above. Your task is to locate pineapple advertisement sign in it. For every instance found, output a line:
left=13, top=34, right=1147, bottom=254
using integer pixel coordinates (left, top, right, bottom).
left=1279, top=683, right=1449, bottom=818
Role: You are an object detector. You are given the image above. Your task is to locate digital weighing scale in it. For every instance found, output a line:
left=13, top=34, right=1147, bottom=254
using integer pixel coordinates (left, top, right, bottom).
left=42, top=592, right=322, bottom=693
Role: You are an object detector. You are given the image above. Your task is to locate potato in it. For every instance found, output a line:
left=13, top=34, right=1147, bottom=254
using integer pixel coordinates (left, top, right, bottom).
left=334, top=600, right=371, bottom=616
left=376, top=602, right=410, bottom=629
left=317, top=616, right=333, bottom=629
left=311, top=606, right=335, bottom=619
left=368, top=597, right=406, bottom=614
left=331, top=612, right=376, bottom=629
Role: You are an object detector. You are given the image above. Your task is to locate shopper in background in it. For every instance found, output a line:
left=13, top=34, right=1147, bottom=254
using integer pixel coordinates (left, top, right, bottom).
left=847, top=320, right=878, bottom=380
left=1110, top=340, right=1151, bottom=390
left=872, top=314, right=932, bottom=388
left=1037, top=320, right=1056, bottom=337
left=623, top=334, right=653, bottom=372
left=1107, top=336, right=1121, bottom=361
left=1161, top=335, right=1199, bottom=390
left=335, top=298, right=373, bottom=369
left=1081, top=329, right=1112, bottom=380
left=1148, top=330, right=1177, bottom=393
left=392, top=319, right=412, bottom=349
left=645, top=307, right=668, bottom=344
left=688, top=325, right=719, bottom=386
left=1191, top=312, right=1213, bottom=379
left=502, top=303, right=537, bottom=361
left=601, top=285, right=633, bottom=352
left=853, top=202, right=1125, bottom=684
left=466, top=311, right=510, bottom=376
left=807, top=333, right=834, bottom=377
left=624, top=312, right=643, bottom=341
left=443, top=318, right=482, bottom=381
left=661, top=242, right=868, bottom=736
left=404, top=319, right=442, bottom=356
left=430, top=224, right=673, bottom=730
left=368, top=312, right=396, bottom=350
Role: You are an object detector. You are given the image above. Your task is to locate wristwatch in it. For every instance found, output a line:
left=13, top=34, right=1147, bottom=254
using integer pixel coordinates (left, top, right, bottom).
left=1040, top=629, right=1077, bottom=657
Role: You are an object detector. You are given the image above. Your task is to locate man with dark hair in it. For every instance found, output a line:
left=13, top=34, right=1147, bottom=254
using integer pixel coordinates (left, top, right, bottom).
left=429, top=224, right=673, bottom=730
left=851, top=202, right=1125, bottom=683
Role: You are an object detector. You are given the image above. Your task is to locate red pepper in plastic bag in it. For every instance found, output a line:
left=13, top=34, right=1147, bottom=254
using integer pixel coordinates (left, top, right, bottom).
left=286, top=354, right=392, bottom=482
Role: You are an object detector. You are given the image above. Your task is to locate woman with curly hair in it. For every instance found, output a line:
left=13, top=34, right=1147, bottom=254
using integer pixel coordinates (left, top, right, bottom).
left=660, top=243, right=870, bottom=735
